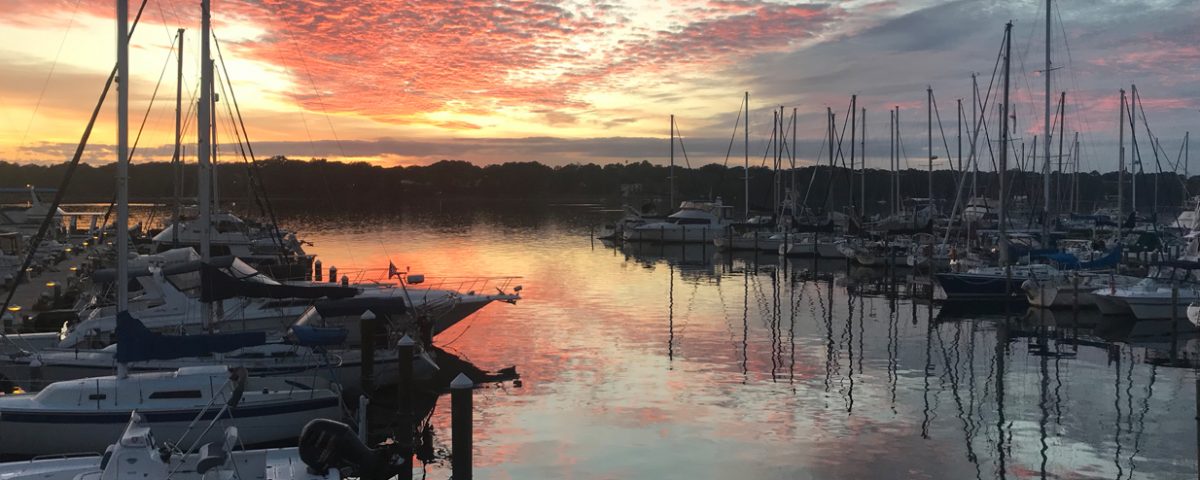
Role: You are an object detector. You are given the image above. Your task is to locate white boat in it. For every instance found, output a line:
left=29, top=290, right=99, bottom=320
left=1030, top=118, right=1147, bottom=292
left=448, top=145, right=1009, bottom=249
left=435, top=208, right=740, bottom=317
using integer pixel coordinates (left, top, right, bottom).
left=1021, top=272, right=1141, bottom=308
left=0, top=187, right=65, bottom=238
left=962, top=197, right=996, bottom=223
left=0, top=412, right=380, bottom=479
left=778, top=233, right=845, bottom=258
left=52, top=256, right=519, bottom=349
left=0, top=364, right=342, bottom=456
left=622, top=200, right=733, bottom=243
left=1089, top=277, right=1200, bottom=320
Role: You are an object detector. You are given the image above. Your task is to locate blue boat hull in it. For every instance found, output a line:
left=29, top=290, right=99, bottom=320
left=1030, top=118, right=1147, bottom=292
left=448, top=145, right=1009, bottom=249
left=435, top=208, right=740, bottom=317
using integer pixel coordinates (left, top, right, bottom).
left=935, top=273, right=1028, bottom=302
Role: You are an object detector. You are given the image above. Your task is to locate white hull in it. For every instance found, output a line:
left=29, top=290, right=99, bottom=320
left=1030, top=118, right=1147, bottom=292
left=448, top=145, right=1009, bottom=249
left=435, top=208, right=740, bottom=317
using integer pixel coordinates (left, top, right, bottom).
left=1092, top=293, right=1133, bottom=315
left=0, top=398, right=339, bottom=456
left=624, top=226, right=725, bottom=243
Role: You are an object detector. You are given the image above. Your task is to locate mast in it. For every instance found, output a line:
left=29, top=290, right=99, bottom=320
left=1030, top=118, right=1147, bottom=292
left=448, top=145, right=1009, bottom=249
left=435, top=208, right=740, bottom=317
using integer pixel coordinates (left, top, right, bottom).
left=199, top=0, right=213, bottom=330
left=957, top=98, right=963, bottom=174
left=927, top=87, right=934, bottom=213
left=172, top=29, right=183, bottom=247
left=669, top=114, right=675, bottom=209
left=1131, top=85, right=1138, bottom=216
left=211, top=62, right=219, bottom=213
left=744, top=92, right=749, bottom=219
left=861, top=107, right=866, bottom=218
left=1119, top=89, right=1126, bottom=224
left=999, top=22, right=1012, bottom=266
left=850, top=95, right=857, bottom=217
left=791, top=107, right=797, bottom=213
left=1072, top=133, right=1080, bottom=212
left=971, top=74, right=979, bottom=204
left=1057, top=91, right=1065, bottom=213
left=890, top=109, right=896, bottom=215
left=115, top=0, right=130, bottom=378
left=1042, top=0, right=1052, bottom=245
left=895, top=106, right=901, bottom=214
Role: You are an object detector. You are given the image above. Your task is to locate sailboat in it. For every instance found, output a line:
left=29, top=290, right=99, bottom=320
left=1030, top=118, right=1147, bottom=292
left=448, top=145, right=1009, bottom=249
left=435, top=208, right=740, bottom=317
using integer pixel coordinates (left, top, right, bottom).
left=0, top=0, right=345, bottom=458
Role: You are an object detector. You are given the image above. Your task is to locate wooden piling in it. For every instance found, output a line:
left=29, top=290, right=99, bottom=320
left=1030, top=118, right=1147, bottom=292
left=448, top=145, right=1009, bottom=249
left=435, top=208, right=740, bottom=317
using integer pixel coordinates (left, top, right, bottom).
left=1171, top=281, right=1179, bottom=364
left=360, top=310, right=376, bottom=394
left=396, top=335, right=415, bottom=480
left=329, top=266, right=338, bottom=284
left=451, top=373, right=474, bottom=480
left=314, top=259, right=322, bottom=282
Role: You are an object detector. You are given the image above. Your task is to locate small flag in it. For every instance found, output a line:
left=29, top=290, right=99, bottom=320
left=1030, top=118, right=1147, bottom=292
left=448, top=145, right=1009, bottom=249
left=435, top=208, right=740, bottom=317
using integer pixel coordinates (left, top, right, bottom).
left=388, top=261, right=398, bottom=279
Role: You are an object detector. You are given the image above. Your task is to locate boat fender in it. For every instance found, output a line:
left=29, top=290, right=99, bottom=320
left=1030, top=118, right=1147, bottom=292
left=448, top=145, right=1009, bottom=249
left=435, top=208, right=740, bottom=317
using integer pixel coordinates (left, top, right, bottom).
left=298, top=418, right=402, bottom=480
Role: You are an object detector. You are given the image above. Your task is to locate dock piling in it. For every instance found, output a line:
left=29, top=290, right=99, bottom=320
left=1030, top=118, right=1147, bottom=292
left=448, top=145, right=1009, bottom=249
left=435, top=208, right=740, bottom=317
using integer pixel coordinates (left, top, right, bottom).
left=397, top=335, right=415, bottom=480
left=451, top=373, right=475, bottom=480
left=361, top=310, right=376, bottom=394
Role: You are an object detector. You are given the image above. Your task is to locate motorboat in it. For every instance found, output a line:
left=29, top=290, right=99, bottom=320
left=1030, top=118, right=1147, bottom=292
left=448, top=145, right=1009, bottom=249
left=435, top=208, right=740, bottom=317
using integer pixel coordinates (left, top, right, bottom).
left=622, top=199, right=733, bottom=243
left=1021, top=271, right=1141, bottom=308
left=778, top=233, right=846, bottom=258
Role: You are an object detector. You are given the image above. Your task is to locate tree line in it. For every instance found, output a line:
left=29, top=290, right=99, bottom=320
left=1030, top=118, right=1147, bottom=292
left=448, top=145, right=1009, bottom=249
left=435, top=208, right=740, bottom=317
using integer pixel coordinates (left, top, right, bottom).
left=0, top=157, right=1193, bottom=216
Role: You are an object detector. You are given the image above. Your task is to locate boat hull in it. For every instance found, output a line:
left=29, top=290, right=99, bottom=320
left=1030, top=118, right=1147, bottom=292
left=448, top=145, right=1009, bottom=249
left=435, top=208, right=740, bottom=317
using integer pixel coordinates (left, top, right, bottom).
left=935, top=272, right=1027, bottom=302
left=0, top=397, right=341, bottom=456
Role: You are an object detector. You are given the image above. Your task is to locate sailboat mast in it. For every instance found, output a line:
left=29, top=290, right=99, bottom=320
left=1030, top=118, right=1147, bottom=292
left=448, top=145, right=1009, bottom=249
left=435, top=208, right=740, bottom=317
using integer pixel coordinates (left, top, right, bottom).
left=1072, top=132, right=1079, bottom=211
left=1042, top=0, right=1052, bottom=244
left=927, top=87, right=933, bottom=213
left=890, top=109, right=896, bottom=215
left=1057, top=91, right=1065, bottom=213
left=199, top=0, right=213, bottom=330
left=895, top=106, right=901, bottom=214
left=971, top=74, right=978, bottom=203
left=116, top=0, right=129, bottom=313
left=669, top=114, right=675, bottom=209
left=850, top=95, right=857, bottom=217
left=1130, top=85, right=1138, bottom=216
left=115, top=0, right=130, bottom=378
left=744, top=92, right=749, bottom=219
left=861, top=107, right=866, bottom=217
left=172, top=29, right=183, bottom=247
left=1119, top=89, right=1126, bottom=222
left=999, top=22, right=1013, bottom=266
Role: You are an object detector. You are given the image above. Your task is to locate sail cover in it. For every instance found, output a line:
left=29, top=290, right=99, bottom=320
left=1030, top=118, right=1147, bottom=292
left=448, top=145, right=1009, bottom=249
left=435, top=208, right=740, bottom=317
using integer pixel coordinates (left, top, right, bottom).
left=199, top=261, right=357, bottom=303
left=115, top=311, right=267, bottom=363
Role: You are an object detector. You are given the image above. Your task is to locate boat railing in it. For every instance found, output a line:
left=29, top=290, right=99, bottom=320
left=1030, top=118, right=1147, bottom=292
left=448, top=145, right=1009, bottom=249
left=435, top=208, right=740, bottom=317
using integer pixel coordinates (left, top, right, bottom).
left=331, top=268, right=523, bottom=295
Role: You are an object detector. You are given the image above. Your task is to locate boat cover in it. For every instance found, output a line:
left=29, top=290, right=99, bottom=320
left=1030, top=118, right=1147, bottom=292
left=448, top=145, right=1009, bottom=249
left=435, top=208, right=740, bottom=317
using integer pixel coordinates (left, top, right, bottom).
left=199, top=262, right=356, bottom=302
left=115, top=311, right=267, bottom=362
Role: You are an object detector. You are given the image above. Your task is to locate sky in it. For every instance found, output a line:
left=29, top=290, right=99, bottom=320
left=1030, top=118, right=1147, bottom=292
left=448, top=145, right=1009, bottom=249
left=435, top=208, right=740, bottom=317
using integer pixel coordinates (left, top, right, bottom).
left=0, top=0, right=1196, bottom=172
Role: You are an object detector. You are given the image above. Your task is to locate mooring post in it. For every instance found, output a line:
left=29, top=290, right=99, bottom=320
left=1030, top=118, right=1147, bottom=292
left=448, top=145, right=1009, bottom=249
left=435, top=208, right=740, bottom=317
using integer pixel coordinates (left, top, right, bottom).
left=314, top=259, right=323, bottom=282
left=1171, top=281, right=1180, bottom=364
left=360, top=310, right=376, bottom=394
left=357, top=394, right=369, bottom=443
left=702, top=227, right=707, bottom=256
left=451, top=373, right=474, bottom=480
left=397, top=335, right=415, bottom=480
left=1071, top=272, right=1080, bottom=331
left=329, top=265, right=338, bottom=284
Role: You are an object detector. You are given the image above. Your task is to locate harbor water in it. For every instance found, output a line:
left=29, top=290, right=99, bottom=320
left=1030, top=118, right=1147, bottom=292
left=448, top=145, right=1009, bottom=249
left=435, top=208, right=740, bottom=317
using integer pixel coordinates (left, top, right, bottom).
left=291, top=202, right=1198, bottom=479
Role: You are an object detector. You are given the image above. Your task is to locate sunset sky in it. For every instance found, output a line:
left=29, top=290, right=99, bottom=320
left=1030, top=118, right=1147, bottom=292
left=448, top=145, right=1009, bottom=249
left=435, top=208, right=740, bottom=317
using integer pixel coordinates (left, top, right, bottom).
left=0, top=0, right=1196, bottom=171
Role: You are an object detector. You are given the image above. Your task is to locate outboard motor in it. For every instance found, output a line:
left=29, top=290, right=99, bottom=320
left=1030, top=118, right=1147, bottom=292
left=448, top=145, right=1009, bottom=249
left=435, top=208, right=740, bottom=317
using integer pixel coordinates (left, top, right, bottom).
left=298, top=419, right=403, bottom=480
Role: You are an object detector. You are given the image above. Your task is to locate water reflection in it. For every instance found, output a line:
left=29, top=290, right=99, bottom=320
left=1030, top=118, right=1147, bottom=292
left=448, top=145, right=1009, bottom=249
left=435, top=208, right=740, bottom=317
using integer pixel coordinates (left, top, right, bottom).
left=286, top=205, right=1198, bottom=479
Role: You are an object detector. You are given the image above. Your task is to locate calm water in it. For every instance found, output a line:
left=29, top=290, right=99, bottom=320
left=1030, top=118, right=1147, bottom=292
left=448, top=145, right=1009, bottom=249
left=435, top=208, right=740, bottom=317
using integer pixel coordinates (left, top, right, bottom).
left=285, top=204, right=1199, bottom=479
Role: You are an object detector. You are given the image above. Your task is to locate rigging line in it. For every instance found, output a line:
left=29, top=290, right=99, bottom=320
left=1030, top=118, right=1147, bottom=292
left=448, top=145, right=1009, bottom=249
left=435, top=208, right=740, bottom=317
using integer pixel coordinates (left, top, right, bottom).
left=930, top=91, right=956, bottom=174
left=801, top=122, right=829, bottom=209
left=260, top=2, right=348, bottom=159
left=18, top=0, right=84, bottom=150
left=672, top=119, right=694, bottom=169
left=759, top=121, right=775, bottom=169
left=0, top=0, right=152, bottom=351
left=214, top=33, right=286, bottom=250
left=722, top=95, right=745, bottom=168
left=129, top=40, right=178, bottom=163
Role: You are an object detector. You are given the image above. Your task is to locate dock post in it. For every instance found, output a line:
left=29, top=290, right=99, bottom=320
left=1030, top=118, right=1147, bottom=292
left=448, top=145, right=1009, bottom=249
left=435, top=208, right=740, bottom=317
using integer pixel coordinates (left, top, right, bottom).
left=314, top=260, right=323, bottom=282
left=329, top=266, right=338, bottom=284
left=702, top=227, right=707, bottom=256
left=397, top=335, right=415, bottom=480
left=357, top=394, right=369, bottom=443
left=1171, top=281, right=1179, bottom=364
left=1071, top=273, right=1080, bottom=333
left=360, top=310, right=376, bottom=394
left=451, top=373, right=474, bottom=480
